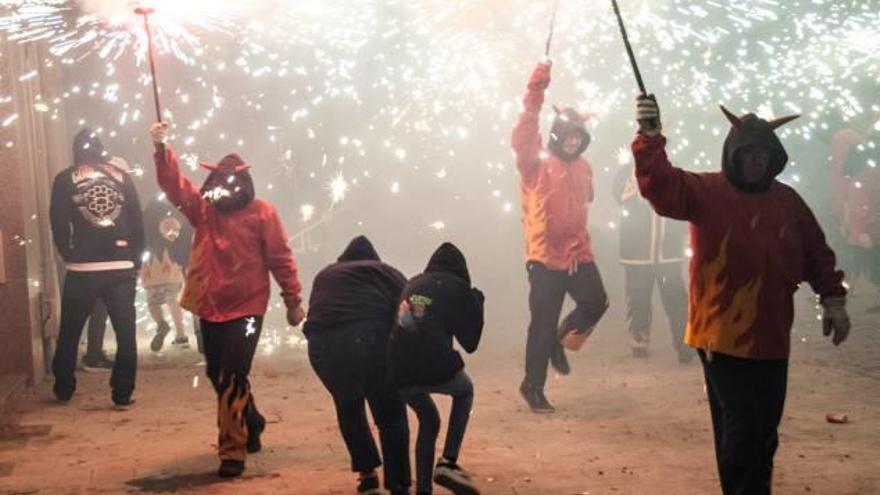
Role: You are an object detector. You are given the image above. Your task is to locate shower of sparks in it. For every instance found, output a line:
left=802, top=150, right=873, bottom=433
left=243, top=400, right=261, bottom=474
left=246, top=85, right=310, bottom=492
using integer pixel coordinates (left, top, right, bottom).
left=1, top=0, right=879, bottom=334
left=0, top=0, right=245, bottom=63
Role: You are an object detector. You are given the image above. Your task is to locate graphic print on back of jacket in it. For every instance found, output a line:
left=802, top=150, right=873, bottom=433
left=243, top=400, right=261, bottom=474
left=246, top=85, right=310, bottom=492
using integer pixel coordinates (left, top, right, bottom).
left=50, top=163, right=144, bottom=269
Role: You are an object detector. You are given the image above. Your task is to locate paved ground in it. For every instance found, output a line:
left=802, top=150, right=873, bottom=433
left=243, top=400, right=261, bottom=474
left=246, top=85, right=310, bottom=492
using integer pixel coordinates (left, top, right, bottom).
left=0, top=287, right=878, bottom=495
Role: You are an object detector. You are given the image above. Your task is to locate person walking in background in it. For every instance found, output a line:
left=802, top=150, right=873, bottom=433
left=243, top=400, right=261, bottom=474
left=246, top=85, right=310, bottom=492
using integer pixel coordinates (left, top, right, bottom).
left=613, top=161, right=692, bottom=362
left=50, top=130, right=144, bottom=409
left=305, top=236, right=411, bottom=495
left=388, top=243, right=485, bottom=495
left=141, top=196, right=197, bottom=352
left=511, top=59, right=609, bottom=413
left=150, top=122, right=305, bottom=478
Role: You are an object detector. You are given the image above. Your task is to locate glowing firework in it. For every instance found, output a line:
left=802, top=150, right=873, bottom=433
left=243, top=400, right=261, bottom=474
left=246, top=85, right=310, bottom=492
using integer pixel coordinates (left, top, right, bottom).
left=328, top=173, right=348, bottom=205
left=0, top=0, right=245, bottom=62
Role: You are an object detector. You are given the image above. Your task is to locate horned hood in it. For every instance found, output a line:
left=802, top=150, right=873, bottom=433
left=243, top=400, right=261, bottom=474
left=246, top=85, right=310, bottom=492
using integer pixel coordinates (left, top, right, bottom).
left=720, top=105, right=799, bottom=193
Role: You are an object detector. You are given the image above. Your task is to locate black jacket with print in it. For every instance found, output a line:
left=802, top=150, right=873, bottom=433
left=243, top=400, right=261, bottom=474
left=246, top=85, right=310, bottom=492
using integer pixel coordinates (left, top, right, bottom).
left=50, top=163, right=144, bottom=268
left=388, top=242, right=485, bottom=388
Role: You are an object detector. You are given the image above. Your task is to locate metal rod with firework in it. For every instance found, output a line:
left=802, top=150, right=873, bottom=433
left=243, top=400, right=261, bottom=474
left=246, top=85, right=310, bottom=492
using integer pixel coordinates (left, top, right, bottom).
left=135, top=6, right=163, bottom=124
left=610, top=0, right=658, bottom=130
left=544, top=0, right=561, bottom=57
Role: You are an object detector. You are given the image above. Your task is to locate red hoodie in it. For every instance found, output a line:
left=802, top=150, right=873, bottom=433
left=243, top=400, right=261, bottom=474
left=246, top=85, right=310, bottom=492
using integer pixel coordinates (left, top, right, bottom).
left=511, top=78, right=595, bottom=271
left=154, top=147, right=302, bottom=323
left=632, top=133, right=845, bottom=360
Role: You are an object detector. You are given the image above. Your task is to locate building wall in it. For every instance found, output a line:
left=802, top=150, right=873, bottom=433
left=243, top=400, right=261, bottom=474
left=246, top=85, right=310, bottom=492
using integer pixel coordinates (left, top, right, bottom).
left=0, top=38, right=68, bottom=384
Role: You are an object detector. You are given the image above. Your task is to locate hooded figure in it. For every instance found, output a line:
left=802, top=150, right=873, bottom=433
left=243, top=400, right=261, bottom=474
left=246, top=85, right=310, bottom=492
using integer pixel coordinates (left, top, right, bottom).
left=150, top=123, right=303, bottom=478
left=388, top=243, right=485, bottom=495
left=305, top=235, right=407, bottom=334
left=72, top=127, right=108, bottom=166
left=632, top=97, right=849, bottom=495
left=388, top=242, right=484, bottom=387
left=719, top=106, right=797, bottom=193
left=547, top=107, right=592, bottom=162
left=511, top=61, right=609, bottom=414
left=304, top=236, right=411, bottom=494
left=199, top=154, right=256, bottom=212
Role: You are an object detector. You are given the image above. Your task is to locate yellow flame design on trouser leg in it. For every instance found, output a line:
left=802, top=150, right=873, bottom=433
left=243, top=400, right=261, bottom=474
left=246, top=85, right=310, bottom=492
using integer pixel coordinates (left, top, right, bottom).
left=217, top=373, right=250, bottom=462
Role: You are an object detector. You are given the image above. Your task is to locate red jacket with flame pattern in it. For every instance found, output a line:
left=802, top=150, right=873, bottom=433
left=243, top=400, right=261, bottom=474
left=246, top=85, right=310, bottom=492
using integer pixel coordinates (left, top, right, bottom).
left=632, top=134, right=845, bottom=360
left=154, top=147, right=302, bottom=323
left=511, top=76, right=595, bottom=271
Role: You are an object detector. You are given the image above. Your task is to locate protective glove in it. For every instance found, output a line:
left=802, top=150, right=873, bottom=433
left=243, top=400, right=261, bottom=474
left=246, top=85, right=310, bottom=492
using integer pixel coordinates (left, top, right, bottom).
left=149, top=122, right=168, bottom=145
left=821, top=296, right=850, bottom=346
left=527, top=61, right=552, bottom=91
left=287, top=304, right=306, bottom=327
left=636, top=95, right=662, bottom=136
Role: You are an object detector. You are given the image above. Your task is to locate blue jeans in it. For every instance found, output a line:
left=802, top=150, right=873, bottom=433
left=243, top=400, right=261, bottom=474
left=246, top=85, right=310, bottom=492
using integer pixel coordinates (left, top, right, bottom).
left=401, top=370, right=474, bottom=494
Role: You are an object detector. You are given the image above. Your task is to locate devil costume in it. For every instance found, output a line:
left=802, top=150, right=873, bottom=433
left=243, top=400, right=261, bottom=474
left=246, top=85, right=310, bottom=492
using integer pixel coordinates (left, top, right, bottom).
left=154, top=146, right=302, bottom=476
left=511, top=62, right=608, bottom=413
left=632, top=105, right=847, bottom=495
left=51, top=129, right=144, bottom=406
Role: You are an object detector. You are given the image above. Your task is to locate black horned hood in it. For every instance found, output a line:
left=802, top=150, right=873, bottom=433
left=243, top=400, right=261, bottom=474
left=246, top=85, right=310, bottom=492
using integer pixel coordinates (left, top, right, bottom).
left=548, top=107, right=591, bottom=163
left=720, top=105, right=799, bottom=193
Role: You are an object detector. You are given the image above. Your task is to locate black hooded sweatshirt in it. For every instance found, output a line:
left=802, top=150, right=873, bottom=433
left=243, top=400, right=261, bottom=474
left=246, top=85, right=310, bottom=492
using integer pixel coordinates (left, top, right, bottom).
left=388, top=243, right=485, bottom=388
left=304, top=236, right=407, bottom=335
left=50, top=130, right=143, bottom=269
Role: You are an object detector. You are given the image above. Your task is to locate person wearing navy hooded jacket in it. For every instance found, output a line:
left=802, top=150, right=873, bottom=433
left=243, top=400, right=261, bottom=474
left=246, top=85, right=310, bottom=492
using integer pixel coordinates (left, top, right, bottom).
left=388, top=243, right=485, bottom=495
left=305, top=236, right=411, bottom=495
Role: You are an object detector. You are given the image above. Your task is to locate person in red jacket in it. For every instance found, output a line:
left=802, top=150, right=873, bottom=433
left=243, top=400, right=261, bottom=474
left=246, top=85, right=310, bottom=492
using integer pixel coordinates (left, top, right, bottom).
left=149, top=123, right=305, bottom=478
left=632, top=97, right=851, bottom=495
left=511, top=60, right=609, bottom=414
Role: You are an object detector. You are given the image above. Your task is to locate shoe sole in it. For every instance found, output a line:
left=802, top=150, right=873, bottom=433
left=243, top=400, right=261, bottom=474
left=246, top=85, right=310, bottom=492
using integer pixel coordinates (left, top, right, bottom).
left=434, top=472, right=481, bottom=495
left=81, top=366, right=113, bottom=373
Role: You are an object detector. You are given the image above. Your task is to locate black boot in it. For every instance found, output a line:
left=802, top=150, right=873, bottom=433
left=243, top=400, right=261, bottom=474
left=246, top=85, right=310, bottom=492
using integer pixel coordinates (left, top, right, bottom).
left=519, top=381, right=555, bottom=414
left=247, top=411, right=266, bottom=454
left=218, top=459, right=245, bottom=478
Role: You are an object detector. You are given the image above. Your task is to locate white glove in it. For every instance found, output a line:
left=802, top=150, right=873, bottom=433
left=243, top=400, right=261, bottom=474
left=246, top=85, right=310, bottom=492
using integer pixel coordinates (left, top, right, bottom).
left=821, top=296, right=850, bottom=346
left=636, top=96, right=662, bottom=137
left=149, top=122, right=168, bottom=145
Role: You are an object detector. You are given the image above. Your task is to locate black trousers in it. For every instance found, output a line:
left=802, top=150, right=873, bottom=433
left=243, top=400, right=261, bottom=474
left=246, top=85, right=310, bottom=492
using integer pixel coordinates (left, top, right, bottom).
left=52, top=270, right=138, bottom=403
left=525, top=261, right=608, bottom=389
left=699, top=351, right=788, bottom=495
left=85, top=301, right=109, bottom=360
left=624, top=263, right=688, bottom=353
left=201, top=316, right=265, bottom=462
left=308, top=322, right=411, bottom=491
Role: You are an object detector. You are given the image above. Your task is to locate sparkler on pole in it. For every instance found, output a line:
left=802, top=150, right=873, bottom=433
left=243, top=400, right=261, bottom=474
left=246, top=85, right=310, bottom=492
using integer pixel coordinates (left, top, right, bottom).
left=610, top=0, right=658, bottom=130
left=544, top=0, right=561, bottom=57
left=135, top=6, right=163, bottom=124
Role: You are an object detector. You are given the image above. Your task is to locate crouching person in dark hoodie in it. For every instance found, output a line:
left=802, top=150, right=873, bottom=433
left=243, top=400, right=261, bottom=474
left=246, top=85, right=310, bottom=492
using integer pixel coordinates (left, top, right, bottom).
left=389, top=243, right=485, bottom=495
left=305, top=236, right=411, bottom=495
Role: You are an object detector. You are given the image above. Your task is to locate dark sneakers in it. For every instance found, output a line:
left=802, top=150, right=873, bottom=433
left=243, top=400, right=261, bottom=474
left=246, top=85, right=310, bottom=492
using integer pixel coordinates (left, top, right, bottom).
left=82, top=354, right=114, bottom=372
left=113, top=398, right=136, bottom=411
left=356, top=473, right=381, bottom=494
left=218, top=459, right=245, bottom=478
left=434, top=458, right=481, bottom=495
left=549, top=344, right=571, bottom=375
left=247, top=414, right=266, bottom=454
left=53, top=387, right=73, bottom=404
left=519, top=381, right=555, bottom=414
